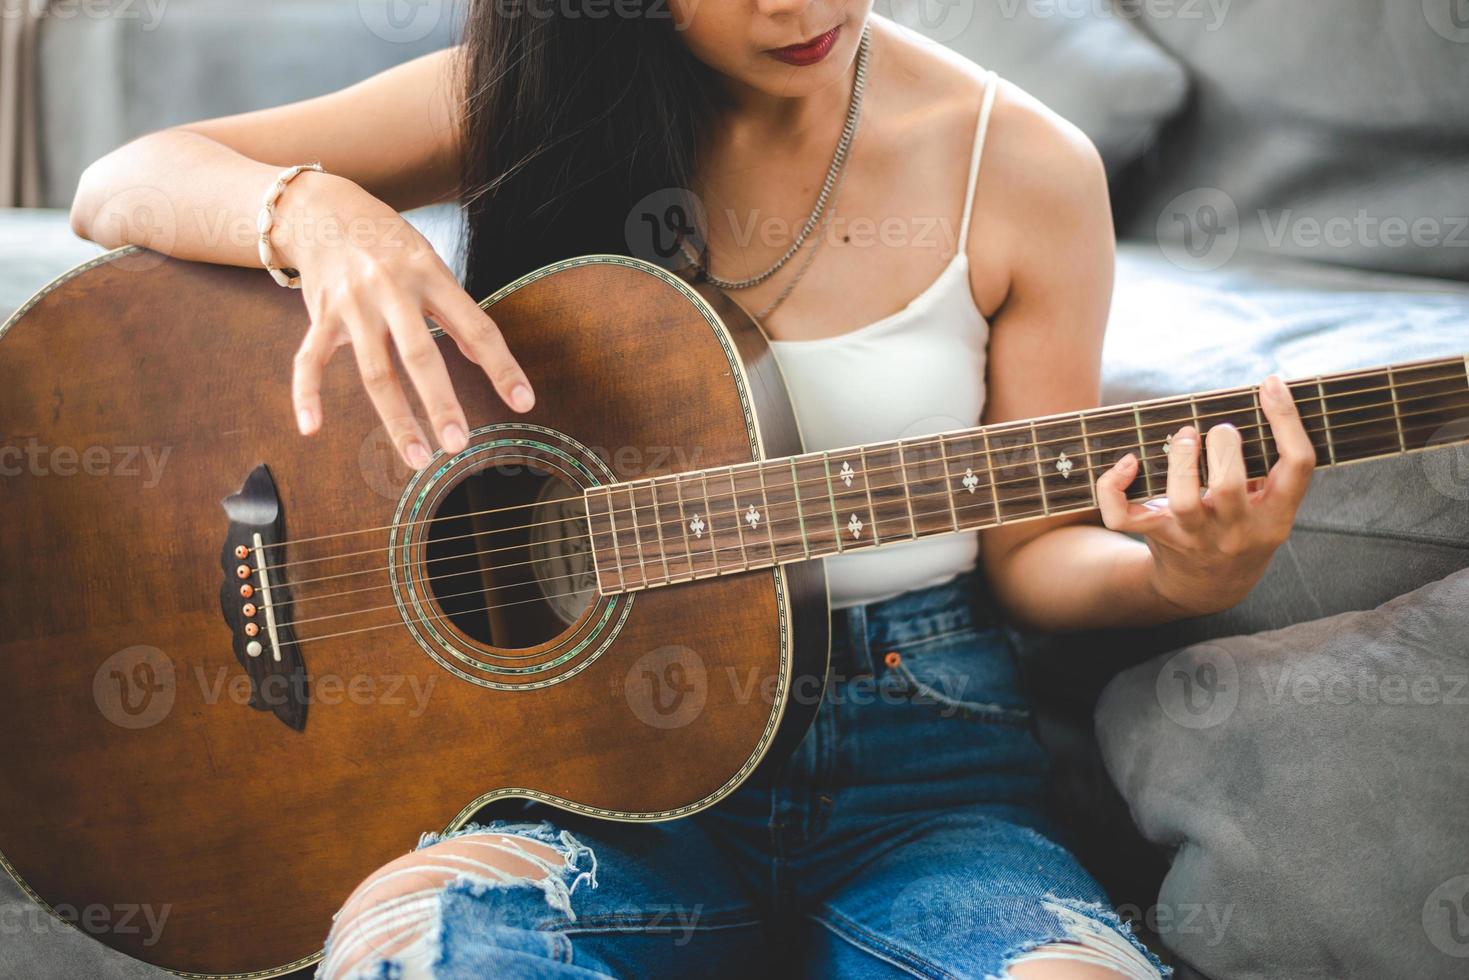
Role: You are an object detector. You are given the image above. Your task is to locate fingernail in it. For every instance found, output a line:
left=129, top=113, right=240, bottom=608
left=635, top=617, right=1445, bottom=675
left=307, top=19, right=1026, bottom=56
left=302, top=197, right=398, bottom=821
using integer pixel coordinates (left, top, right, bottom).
left=510, top=384, right=535, bottom=413
left=406, top=442, right=431, bottom=469
left=1120, top=453, right=1136, bottom=468
left=297, top=408, right=315, bottom=434
left=442, top=423, right=467, bottom=453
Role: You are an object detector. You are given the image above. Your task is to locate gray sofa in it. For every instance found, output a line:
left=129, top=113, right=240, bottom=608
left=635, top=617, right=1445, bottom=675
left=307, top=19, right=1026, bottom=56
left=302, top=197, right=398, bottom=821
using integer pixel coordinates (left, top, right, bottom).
left=2, top=2, right=1467, bottom=978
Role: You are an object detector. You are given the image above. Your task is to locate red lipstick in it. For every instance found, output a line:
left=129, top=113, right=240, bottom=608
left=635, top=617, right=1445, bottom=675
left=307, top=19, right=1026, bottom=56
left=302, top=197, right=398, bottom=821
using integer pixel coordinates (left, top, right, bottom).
left=768, top=26, right=841, bottom=67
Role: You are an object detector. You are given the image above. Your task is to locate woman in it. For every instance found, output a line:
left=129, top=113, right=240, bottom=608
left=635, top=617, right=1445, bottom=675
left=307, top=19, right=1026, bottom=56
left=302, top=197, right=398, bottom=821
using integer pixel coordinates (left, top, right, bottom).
left=70, top=3, right=1314, bottom=977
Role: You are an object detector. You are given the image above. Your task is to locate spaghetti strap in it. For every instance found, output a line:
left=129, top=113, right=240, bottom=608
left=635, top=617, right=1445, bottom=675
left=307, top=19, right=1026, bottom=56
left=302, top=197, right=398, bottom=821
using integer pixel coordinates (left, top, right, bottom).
left=957, top=70, right=1000, bottom=248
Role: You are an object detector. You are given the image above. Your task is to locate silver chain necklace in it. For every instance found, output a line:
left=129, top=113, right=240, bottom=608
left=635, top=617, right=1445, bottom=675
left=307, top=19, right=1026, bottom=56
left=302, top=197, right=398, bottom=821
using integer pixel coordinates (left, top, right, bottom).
left=691, top=26, right=870, bottom=294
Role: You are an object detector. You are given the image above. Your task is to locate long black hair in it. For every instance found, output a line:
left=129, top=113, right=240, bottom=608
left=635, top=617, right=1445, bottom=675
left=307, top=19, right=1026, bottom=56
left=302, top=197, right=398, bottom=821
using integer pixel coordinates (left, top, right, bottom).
left=457, top=2, right=722, bottom=300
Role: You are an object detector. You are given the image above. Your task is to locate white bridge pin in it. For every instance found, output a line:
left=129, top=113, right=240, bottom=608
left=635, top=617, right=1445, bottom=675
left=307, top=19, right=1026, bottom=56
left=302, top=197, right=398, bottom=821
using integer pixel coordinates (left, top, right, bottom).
left=246, top=640, right=263, bottom=658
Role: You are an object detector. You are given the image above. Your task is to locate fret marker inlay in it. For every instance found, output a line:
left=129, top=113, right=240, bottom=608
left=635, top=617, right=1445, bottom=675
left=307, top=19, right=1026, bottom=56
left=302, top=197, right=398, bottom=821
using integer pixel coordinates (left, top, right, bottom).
left=689, top=514, right=706, bottom=539
left=847, top=514, right=864, bottom=539
left=961, top=468, right=980, bottom=493
left=744, top=504, right=761, bottom=530
left=1055, top=452, right=1074, bottom=478
left=839, top=461, right=855, bottom=487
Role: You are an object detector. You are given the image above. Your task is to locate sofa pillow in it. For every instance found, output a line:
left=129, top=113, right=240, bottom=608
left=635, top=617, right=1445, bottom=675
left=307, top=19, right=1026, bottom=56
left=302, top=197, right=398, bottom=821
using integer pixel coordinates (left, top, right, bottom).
left=1116, top=0, right=1469, bottom=283
left=1096, top=567, right=1469, bottom=979
left=884, top=1, right=1189, bottom=175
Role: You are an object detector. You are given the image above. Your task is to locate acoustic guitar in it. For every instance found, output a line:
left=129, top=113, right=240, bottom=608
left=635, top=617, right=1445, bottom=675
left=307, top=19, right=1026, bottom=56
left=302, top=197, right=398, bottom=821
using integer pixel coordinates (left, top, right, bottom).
left=1, top=249, right=1465, bottom=977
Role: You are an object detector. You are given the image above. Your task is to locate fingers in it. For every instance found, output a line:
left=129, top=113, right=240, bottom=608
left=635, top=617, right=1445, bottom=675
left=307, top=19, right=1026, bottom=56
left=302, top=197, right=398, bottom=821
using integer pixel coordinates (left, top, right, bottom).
left=428, top=283, right=535, bottom=414
left=347, top=312, right=433, bottom=470
left=1204, top=423, right=1249, bottom=524
left=1096, top=453, right=1168, bottom=533
left=1260, top=374, right=1316, bottom=511
left=292, top=322, right=336, bottom=436
left=382, top=298, right=468, bottom=455
left=1165, top=426, right=1205, bottom=531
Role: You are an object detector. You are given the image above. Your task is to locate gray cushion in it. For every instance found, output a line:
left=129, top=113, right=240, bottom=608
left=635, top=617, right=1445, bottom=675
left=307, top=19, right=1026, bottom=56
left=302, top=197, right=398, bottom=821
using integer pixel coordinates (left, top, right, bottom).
left=1104, top=242, right=1469, bottom=406
left=1096, top=567, right=1469, bottom=979
left=893, top=1, right=1189, bottom=175
left=1115, top=0, right=1469, bottom=282
left=35, top=0, right=458, bottom=208
left=0, top=872, right=167, bottom=979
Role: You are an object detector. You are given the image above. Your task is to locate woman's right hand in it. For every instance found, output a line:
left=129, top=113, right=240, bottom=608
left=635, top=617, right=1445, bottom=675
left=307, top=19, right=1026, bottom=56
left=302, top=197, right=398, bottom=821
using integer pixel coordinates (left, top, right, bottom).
left=280, top=172, right=534, bottom=469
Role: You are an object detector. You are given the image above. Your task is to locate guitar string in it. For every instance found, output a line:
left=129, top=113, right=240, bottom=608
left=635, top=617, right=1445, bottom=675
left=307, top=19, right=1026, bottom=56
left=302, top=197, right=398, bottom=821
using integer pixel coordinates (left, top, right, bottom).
left=265, top=395, right=1469, bottom=627
left=252, top=361, right=1466, bottom=556
left=274, top=397, right=1469, bottom=649
left=265, top=390, right=1469, bottom=593
left=255, top=376, right=1469, bottom=578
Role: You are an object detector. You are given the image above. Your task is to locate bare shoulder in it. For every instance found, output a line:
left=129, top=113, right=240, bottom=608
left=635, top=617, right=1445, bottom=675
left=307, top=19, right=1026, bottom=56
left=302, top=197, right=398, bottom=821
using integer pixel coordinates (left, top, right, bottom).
left=868, top=18, right=1110, bottom=307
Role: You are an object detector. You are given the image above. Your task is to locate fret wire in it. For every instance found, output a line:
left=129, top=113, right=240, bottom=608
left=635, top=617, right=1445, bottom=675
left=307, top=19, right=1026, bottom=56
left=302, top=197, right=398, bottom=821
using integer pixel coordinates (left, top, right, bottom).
left=1187, top=395, right=1208, bottom=486
left=593, top=487, right=621, bottom=593
left=821, top=451, right=845, bottom=554
left=895, top=440, right=919, bottom=538
left=788, top=458, right=811, bottom=559
left=754, top=463, right=778, bottom=554
left=938, top=434, right=961, bottom=532
left=647, top=478, right=672, bottom=584
left=725, top=467, right=752, bottom=570
left=629, top=484, right=654, bottom=585
left=979, top=428, right=1002, bottom=524
left=1251, top=388, right=1273, bottom=474
left=1315, top=377, right=1338, bottom=465
left=1132, top=405, right=1155, bottom=497
left=608, top=487, right=643, bottom=589
left=858, top=445, right=881, bottom=546
left=670, top=474, right=694, bottom=580
left=1027, top=420, right=1051, bottom=515
left=1387, top=365, right=1408, bottom=453
left=1077, top=414, right=1100, bottom=508
left=598, top=395, right=1469, bottom=587
left=698, top=471, right=719, bottom=575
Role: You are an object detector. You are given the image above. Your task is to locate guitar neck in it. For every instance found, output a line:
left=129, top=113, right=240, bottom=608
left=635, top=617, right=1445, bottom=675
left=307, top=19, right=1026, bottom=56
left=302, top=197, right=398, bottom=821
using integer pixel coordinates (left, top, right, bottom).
left=586, top=354, right=1469, bottom=594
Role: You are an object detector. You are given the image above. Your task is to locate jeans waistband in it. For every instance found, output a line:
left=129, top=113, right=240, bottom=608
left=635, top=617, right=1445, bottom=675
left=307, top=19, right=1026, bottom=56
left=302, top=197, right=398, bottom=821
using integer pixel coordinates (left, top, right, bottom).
left=827, top=571, right=998, bottom=676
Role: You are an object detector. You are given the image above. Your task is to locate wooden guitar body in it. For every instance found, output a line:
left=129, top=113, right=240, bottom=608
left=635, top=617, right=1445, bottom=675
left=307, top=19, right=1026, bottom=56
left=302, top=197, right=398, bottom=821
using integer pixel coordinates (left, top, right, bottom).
left=0, top=252, right=829, bottom=976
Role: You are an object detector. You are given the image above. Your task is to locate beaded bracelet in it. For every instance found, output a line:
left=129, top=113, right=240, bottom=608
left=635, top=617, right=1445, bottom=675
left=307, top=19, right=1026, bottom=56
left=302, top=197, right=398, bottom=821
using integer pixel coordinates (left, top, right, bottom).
left=257, top=163, right=324, bottom=289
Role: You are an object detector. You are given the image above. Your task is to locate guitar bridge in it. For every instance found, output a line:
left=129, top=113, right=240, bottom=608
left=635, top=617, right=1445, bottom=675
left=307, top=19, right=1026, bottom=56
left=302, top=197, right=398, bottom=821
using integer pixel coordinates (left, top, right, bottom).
left=219, top=464, right=307, bottom=731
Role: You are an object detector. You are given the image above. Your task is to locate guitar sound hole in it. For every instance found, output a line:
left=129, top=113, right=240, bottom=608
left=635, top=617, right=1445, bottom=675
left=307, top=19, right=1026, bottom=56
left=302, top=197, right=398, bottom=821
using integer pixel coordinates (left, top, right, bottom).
left=424, top=464, right=596, bottom=650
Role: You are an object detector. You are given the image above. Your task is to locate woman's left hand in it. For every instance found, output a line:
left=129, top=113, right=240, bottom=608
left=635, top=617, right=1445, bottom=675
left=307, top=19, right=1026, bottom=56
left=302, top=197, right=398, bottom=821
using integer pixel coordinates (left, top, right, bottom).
left=1095, top=375, right=1317, bottom=617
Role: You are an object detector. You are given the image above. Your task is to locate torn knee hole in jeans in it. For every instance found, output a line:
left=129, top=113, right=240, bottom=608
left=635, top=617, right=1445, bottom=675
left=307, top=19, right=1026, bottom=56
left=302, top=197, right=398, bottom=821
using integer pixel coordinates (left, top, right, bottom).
left=317, top=822, right=598, bottom=980
left=998, top=898, right=1167, bottom=980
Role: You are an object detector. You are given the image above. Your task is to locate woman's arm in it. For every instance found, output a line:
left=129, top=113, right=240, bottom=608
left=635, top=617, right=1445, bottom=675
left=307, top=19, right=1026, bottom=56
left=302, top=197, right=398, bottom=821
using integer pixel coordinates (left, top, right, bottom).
left=970, top=93, right=1314, bottom=633
left=69, top=48, right=536, bottom=470
left=70, top=48, right=463, bottom=264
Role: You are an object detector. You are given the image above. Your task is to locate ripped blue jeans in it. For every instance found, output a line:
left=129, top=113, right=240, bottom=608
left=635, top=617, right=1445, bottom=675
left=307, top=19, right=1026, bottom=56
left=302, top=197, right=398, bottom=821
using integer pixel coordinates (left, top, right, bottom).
left=318, top=573, right=1169, bottom=979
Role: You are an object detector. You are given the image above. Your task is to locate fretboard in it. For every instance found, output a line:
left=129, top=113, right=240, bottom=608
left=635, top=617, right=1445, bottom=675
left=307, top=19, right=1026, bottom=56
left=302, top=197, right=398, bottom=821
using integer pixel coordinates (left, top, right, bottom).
left=585, top=355, right=1469, bottom=594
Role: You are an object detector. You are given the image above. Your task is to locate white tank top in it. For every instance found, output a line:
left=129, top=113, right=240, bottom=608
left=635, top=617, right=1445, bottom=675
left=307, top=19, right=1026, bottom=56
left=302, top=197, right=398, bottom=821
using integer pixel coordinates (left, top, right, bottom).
left=768, top=71, right=998, bottom=609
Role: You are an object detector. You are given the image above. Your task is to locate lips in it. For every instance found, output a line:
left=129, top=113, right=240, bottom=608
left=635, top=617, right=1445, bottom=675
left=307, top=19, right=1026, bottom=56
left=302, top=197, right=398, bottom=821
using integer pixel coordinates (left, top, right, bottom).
left=768, top=26, right=841, bottom=67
